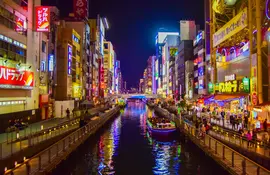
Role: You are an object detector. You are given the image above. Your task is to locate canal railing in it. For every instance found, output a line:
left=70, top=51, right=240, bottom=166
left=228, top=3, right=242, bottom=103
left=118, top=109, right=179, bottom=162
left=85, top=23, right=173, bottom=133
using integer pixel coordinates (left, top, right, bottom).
left=153, top=106, right=270, bottom=175
left=0, top=106, right=110, bottom=161
left=3, top=106, right=120, bottom=175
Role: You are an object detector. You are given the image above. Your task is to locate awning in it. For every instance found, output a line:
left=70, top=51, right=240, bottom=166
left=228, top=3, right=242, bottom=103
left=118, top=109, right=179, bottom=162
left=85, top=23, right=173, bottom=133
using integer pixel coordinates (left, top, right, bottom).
left=214, top=94, right=248, bottom=101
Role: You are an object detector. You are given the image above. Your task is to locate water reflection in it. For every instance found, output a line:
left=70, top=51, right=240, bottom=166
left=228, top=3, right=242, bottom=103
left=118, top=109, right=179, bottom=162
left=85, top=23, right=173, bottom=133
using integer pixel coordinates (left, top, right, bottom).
left=53, top=102, right=228, bottom=175
left=98, top=116, right=121, bottom=174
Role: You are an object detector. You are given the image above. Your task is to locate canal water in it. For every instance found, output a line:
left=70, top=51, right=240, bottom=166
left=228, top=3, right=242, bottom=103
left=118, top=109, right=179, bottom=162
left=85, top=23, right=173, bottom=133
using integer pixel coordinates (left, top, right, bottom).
left=53, top=102, right=228, bottom=175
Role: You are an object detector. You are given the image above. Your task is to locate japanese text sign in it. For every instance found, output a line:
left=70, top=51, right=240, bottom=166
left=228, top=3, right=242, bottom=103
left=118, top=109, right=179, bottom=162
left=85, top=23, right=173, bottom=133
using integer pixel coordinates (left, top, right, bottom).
left=35, top=6, right=50, bottom=32
left=73, top=0, right=88, bottom=19
left=213, top=8, right=247, bottom=47
left=0, top=66, right=34, bottom=89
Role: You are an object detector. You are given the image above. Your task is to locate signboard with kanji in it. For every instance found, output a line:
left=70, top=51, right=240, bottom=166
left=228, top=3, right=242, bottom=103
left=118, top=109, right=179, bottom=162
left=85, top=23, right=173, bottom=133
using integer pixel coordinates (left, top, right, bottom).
left=73, top=0, right=88, bottom=19
left=0, top=66, right=34, bottom=89
left=35, top=6, right=50, bottom=32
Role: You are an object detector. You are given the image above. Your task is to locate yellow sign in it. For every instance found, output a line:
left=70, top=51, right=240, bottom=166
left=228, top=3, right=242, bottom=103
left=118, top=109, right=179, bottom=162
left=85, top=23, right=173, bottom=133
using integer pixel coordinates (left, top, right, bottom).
left=213, top=8, right=247, bottom=47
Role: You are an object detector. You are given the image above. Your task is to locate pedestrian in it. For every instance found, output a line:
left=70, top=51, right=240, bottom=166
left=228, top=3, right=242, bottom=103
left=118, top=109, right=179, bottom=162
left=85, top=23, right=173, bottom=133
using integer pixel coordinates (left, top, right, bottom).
left=246, top=131, right=252, bottom=148
left=66, top=108, right=70, bottom=119
left=221, top=110, right=225, bottom=127
left=263, top=119, right=268, bottom=132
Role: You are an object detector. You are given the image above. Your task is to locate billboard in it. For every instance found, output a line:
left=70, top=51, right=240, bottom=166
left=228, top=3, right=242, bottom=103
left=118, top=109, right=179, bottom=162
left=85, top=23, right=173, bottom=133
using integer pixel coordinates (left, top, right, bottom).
left=35, top=6, right=50, bottom=32
left=99, top=18, right=105, bottom=56
left=67, top=45, right=72, bottom=75
left=0, top=66, right=34, bottom=89
left=213, top=8, right=247, bottom=47
left=73, top=0, right=88, bottom=19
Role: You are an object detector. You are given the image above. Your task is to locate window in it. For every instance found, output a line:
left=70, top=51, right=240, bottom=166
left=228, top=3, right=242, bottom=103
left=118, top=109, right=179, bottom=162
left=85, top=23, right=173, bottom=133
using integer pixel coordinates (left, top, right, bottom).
left=0, top=6, right=27, bottom=36
left=0, top=40, right=26, bottom=63
left=104, top=43, right=108, bottom=49
left=77, top=50, right=80, bottom=56
left=42, top=41, right=46, bottom=53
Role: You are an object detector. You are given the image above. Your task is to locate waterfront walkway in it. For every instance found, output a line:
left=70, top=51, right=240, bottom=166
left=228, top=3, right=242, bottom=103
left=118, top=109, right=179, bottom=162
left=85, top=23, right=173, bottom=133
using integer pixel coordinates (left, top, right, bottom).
left=4, top=107, right=120, bottom=175
left=153, top=106, right=270, bottom=175
left=0, top=106, right=105, bottom=160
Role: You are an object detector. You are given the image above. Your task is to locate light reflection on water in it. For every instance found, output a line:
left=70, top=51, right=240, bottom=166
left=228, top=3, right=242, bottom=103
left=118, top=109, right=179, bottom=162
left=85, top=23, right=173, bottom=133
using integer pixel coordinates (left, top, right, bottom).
left=53, top=102, right=228, bottom=175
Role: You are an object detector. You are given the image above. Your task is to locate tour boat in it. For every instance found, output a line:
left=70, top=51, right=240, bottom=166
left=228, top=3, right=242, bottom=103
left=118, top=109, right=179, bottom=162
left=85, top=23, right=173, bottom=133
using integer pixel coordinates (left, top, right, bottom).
left=147, top=117, right=176, bottom=136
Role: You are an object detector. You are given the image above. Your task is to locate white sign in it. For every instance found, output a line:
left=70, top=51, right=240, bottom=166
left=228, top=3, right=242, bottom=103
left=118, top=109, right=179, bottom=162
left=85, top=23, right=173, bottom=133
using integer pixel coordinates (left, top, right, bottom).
left=225, top=74, right=236, bottom=81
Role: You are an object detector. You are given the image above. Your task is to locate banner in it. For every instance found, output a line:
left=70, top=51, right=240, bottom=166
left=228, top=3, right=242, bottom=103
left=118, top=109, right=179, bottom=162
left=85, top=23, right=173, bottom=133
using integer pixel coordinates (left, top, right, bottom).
left=213, top=8, right=247, bottom=47
left=73, top=0, right=88, bottom=19
left=0, top=66, right=34, bottom=89
left=35, top=6, right=50, bottom=32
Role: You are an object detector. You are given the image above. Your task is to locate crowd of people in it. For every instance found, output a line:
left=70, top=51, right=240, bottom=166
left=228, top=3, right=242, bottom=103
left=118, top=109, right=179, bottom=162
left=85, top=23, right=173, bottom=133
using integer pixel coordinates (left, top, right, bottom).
left=193, top=106, right=269, bottom=145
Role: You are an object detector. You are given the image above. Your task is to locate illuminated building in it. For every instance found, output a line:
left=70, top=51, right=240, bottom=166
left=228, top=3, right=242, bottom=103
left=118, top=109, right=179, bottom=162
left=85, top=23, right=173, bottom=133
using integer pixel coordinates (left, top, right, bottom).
left=175, top=21, right=196, bottom=99
left=155, top=32, right=179, bottom=95
left=139, top=79, right=144, bottom=93
left=143, top=68, right=147, bottom=93
left=192, top=31, right=207, bottom=99
left=207, top=0, right=270, bottom=124
left=104, top=41, right=114, bottom=96
left=65, top=20, right=91, bottom=100
left=56, top=22, right=82, bottom=110
left=89, top=16, right=109, bottom=98
left=146, top=56, right=155, bottom=94
left=162, top=35, right=179, bottom=97
left=114, top=60, right=121, bottom=94
left=0, top=0, right=45, bottom=131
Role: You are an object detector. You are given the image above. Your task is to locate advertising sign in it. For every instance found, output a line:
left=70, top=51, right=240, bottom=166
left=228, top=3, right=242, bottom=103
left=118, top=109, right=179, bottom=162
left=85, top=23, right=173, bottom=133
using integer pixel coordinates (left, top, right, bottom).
left=208, top=78, right=250, bottom=94
left=0, top=66, right=34, bottom=89
left=35, top=6, right=50, bottom=32
left=73, top=0, right=88, bottom=19
left=15, top=17, right=25, bottom=32
left=213, top=8, right=247, bottom=47
left=67, top=45, right=72, bottom=75
left=48, top=54, right=54, bottom=71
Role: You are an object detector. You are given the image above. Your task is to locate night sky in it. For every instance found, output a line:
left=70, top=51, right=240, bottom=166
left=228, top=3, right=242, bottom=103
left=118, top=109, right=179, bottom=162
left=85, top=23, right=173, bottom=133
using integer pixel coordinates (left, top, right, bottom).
left=43, top=0, right=205, bottom=89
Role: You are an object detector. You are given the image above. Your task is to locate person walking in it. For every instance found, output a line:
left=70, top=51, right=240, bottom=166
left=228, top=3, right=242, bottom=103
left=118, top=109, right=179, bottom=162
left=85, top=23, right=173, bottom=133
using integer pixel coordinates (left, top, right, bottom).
left=263, top=119, right=268, bottom=132
left=246, top=131, right=252, bottom=148
left=66, top=108, right=70, bottom=119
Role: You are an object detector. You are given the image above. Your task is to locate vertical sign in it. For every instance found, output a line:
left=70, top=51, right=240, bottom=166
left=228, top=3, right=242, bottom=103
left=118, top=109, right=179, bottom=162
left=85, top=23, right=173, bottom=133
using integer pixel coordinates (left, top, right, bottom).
left=73, top=0, right=88, bottom=19
left=35, top=6, right=50, bottom=32
left=251, top=54, right=258, bottom=105
left=67, top=45, right=72, bottom=75
left=48, top=54, right=54, bottom=71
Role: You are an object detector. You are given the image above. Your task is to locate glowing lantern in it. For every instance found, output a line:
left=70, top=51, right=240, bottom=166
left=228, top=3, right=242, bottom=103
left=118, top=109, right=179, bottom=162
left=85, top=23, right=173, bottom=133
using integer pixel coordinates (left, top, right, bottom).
left=225, top=0, right=237, bottom=6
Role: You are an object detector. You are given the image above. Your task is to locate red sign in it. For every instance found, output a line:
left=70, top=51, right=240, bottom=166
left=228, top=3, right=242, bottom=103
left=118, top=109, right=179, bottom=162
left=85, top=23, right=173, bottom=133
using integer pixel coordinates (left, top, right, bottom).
left=73, top=0, right=88, bottom=19
left=35, top=6, right=50, bottom=32
left=0, top=66, right=34, bottom=89
left=252, top=93, right=258, bottom=105
left=15, top=17, right=24, bottom=32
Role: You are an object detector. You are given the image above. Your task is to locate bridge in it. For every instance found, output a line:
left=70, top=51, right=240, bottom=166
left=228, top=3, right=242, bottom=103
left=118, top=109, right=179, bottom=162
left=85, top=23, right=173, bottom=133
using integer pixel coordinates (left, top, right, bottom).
left=109, top=93, right=158, bottom=99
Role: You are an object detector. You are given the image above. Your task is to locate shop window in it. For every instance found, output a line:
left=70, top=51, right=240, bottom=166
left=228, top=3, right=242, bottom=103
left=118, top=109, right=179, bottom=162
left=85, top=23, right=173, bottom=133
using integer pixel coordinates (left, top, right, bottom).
left=42, top=41, right=46, bottom=53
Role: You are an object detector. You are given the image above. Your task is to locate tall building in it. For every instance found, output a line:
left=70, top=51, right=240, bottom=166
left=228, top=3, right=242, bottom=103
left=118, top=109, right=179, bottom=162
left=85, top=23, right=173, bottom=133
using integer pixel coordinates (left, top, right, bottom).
left=89, top=16, right=109, bottom=98
left=65, top=20, right=91, bottom=101
left=0, top=0, right=43, bottom=131
left=163, top=35, right=180, bottom=97
left=55, top=22, right=82, bottom=111
left=193, top=31, right=207, bottom=98
left=104, top=41, right=114, bottom=96
left=155, top=32, right=179, bottom=95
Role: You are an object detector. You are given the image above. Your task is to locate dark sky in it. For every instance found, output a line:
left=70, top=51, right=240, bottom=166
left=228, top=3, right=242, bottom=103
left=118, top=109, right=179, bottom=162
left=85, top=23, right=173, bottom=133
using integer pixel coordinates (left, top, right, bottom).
left=43, top=0, right=205, bottom=88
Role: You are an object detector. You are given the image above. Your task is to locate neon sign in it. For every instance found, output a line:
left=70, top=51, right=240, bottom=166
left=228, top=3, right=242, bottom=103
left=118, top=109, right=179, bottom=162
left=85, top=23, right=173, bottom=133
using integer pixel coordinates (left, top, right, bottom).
left=35, top=6, right=50, bottom=32
left=67, top=45, right=72, bottom=75
left=48, top=54, right=54, bottom=71
left=266, top=0, right=270, bottom=20
left=208, top=78, right=250, bottom=93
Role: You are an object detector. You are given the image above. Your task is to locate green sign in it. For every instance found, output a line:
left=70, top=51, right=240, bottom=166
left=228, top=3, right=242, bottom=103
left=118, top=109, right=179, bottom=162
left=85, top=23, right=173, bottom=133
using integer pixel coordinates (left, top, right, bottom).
left=208, top=78, right=250, bottom=94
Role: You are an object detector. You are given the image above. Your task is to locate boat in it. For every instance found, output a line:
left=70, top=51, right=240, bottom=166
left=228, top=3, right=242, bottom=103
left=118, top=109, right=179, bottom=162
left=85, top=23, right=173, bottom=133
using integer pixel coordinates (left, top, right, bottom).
left=147, top=117, right=176, bottom=136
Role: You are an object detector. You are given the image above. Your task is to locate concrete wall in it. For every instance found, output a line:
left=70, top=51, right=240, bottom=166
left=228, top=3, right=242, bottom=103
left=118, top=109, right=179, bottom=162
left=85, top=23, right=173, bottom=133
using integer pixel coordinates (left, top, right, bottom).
left=54, top=100, right=74, bottom=118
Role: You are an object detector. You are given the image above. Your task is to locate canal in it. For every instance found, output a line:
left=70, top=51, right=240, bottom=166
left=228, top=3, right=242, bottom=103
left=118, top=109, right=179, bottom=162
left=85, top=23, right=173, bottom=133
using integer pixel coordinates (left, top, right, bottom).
left=53, top=102, right=228, bottom=175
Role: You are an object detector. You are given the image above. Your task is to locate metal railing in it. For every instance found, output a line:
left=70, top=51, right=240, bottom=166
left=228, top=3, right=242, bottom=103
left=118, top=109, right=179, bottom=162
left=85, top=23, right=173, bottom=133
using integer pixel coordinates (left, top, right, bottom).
left=3, top=107, right=119, bottom=175
left=0, top=118, right=80, bottom=160
left=0, top=106, right=106, bottom=160
left=180, top=119, right=270, bottom=175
